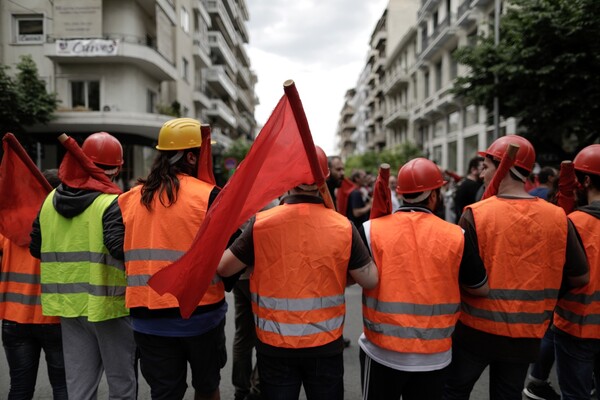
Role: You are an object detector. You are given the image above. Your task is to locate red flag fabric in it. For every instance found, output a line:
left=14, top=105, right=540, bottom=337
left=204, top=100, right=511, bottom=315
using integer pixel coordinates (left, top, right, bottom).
left=0, top=133, right=52, bottom=247
left=149, top=90, right=322, bottom=318
left=370, top=164, right=392, bottom=219
left=197, top=125, right=216, bottom=185
left=481, top=143, right=519, bottom=200
left=58, top=135, right=121, bottom=194
left=556, top=160, right=577, bottom=213
left=336, top=178, right=357, bottom=217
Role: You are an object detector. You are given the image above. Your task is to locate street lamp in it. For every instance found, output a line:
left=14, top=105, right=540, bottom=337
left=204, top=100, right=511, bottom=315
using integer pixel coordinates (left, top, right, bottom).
left=493, top=0, right=500, bottom=140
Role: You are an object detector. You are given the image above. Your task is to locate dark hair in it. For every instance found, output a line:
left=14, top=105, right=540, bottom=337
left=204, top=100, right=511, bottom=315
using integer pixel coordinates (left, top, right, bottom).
left=350, top=169, right=365, bottom=183
left=401, top=188, right=440, bottom=209
left=327, top=155, right=341, bottom=168
left=42, top=169, right=61, bottom=189
left=486, top=156, right=530, bottom=182
left=138, top=148, right=199, bottom=210
left=576, top=171, right=600, bottom=191
left=468, top=156, right=484, bottom=172
left=538, top=167, right=556, bottom=184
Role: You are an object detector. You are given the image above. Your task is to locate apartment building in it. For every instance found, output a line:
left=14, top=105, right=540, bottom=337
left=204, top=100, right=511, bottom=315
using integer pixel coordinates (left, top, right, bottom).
left=340, top=0, right=516, bottom=176
left=0, top=0, right=257, bottom=185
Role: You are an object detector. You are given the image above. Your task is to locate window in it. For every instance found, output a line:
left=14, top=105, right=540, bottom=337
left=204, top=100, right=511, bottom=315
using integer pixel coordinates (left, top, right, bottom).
left=147, top=90, right=157, bottom=113
left=448, top=141, right=457, bottom=172
left=434, top=119, right=444, bottom=138
left=181, top=7, right=190, bottom=33
left=182, top=57, right=189, bottom=81
left=71, top=81, right=99, bottom=111
left=435, top=60, right=443, bottom=91
left=449, top=47, right=458, bottom=80
left=448, top=111, right=460, bottom=133
left=424, top=70, right=430, bottom=98
left=14, top=14, right=44, bottom=43
left=464, top=105, right=478, bottom=127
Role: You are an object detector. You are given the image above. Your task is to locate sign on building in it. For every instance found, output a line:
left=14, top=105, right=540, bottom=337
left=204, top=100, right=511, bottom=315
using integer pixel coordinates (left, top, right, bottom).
left=53, top=0, right=102, bottom=38
left=56, top=39, right=118, bottom=56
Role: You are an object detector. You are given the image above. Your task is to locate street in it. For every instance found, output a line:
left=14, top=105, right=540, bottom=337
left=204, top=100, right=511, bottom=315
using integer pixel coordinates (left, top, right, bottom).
left=1, top=285, right=544, bottom=399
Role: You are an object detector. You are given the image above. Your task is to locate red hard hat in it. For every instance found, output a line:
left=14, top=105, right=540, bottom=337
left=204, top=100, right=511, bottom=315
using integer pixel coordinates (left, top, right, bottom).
left=574, top=144, right=600, bottom=176
left=478, top=135, right=535, bottom=172
left=316, top=146, right=330, bottom=179
left=82, top=132, right=123, bottom=167
left=396, top=158, right=446, bottom=194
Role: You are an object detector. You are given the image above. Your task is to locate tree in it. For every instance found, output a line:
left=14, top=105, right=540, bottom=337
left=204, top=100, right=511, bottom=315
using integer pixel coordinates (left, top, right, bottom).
left=452, top=0, right=600, bottom=155
left=345, top=142, right=423, bottom=175
left=0, top=55, right=58, bottom=134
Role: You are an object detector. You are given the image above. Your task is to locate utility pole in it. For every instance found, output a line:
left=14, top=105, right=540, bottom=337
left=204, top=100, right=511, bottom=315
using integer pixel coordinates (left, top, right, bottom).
left=493, top=0, right=500, bottom=140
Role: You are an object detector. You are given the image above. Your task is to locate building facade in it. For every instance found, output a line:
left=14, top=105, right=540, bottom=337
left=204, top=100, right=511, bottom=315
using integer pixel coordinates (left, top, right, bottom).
left=339, top=0, right=516, bottom=176
left=0, top=0, right=257, bottom=185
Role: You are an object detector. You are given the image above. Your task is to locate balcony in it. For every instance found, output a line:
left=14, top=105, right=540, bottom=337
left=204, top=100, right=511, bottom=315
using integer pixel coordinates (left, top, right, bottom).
left=418, top=0, right=440, bottom=18
left=237, top=115, right=251, bottom=134
left=208, top=31, right=238, bottom=74
left=419, top=15, right=458, bottom=61
left=205, top=99, right=237, bottom=128
left=192, top=0, right=211, bottom=26
left=238, top=65, right=252, bottom=89
left=371, top=29, right=386, bottom=50
left=383, top=68, right=409, bottom=95
left=237, top=16, right=249, bottom=43
left=193, top=88, right=211, bottom=108
left=44, top=39, right=178, bottom=81
left=29, top=110, right=171, bottom=140
left=471, top=0, right=494, bottom=8
left=384, top=106, right=410, bottom=127
left=204, top=0, right=238, bottom=47
left=205, top=65, right=238, bottom=100
left=237, top=88, right=254, bottom=113
left=456, top=0, right=476, bottom=27
left=193, top=32, right=211, bottom=67
left=237, top=45, right=251, bottom=68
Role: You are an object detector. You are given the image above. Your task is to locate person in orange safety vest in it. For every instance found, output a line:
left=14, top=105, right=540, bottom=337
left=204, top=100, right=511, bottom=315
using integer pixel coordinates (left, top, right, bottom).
left=552, top=144, right=600, bottom=399
left=112, top=118, right=228, bottom=400
left=218, top=146, right=379, bottom=400
left=1, top=169, right=66, bottom=399
left=443, top=135, right=589, bottom=400
left=359, top=158, right=489, bottom=400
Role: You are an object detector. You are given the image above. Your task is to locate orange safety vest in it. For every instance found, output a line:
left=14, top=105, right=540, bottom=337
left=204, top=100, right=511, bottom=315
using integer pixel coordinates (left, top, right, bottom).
left=251, top=203, right=351, bottom=349
left=0, top=235, right=60, bottom=324
left=118, top=175, right=224, bottom=309
left=554, top=211, right=600, bottom=338
left=461, top=197, right=567, bottom=338
left=364, top=212, right=464, bottom=354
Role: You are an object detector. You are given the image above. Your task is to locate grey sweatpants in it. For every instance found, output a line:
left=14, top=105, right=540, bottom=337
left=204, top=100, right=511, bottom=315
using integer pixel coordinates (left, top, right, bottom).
left=61, top=316, right=137, bottom=400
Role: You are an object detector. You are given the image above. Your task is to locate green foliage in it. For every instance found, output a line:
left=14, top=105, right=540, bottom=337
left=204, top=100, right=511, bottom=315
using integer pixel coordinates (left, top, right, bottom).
left=156, top=101, right=181, bottom=117
left=0, top=55, right=58, bottom=134
left=452, top=0, right=600, bottom=153
left=344, top=142, right=423, bottom=175
left=222, top=137, right=252, bottom=165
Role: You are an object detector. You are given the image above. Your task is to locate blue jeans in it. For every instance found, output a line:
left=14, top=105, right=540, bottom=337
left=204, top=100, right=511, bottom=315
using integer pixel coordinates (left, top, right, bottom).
left=554, top=329, right=600, bottom=400
left=257, top=352, right=344, bottom=400
left=442, top=343, right=529, bottom=400
left=530, top=327, right=556, bottom=380
left=2, top=320, right=67, bottom=400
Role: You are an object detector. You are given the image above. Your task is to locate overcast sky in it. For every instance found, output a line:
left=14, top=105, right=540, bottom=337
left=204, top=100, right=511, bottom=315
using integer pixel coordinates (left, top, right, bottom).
left=246, top=0, right=388, bottom=155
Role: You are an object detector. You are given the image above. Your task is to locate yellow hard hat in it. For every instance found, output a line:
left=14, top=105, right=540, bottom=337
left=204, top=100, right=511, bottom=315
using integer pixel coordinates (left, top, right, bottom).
left=156, top=118, right=202, bottom=150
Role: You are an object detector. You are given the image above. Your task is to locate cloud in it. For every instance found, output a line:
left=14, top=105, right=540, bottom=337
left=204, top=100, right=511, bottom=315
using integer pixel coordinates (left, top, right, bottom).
left=246, top=0, right=387, bottom=153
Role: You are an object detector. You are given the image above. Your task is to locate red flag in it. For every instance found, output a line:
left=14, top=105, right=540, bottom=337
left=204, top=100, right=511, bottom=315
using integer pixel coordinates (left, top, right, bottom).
left=0, top=133, right=52, bottom=246
left=481, top=143, right=520, bottom=200
left=197, top=125, right=216, bottom=185
left=149, top=80, right=326, bottom=318
left=370, top=163, right=392, bottom=219
left=336, top=178, right=357, bottom=217
left=556, top=160, right=577, bottom=213
left=57, top=134, right=121, bottom=194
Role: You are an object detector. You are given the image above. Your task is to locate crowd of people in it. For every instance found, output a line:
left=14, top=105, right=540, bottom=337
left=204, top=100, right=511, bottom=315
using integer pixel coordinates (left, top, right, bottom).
left=0, top=118, right=598, bottom=400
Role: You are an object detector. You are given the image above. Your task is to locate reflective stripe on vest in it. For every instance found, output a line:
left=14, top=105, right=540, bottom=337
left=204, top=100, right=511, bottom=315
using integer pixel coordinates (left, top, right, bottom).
left=251, top=203, right=351, bottom=349
left=462, top=197, right=567, bottom=338
left=0, top=234, right=59, bottom=324
left=118, top=175, right=224, bottom=309
left=554, top=211, right=600, bottom=338
left=364, top=212, right=463, bottom=353
left=39, top=191, right=128, bottom=322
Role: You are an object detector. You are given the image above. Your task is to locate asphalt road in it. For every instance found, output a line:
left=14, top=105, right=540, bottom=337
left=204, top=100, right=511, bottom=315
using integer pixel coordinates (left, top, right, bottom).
left=1, top=285, right=554, bottom=399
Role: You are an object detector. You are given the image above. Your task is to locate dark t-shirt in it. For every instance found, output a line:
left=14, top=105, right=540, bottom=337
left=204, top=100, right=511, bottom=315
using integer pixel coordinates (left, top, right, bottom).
left=454, top=178, right=483, bottom=222
left=347, top=189, right=369, bottom=227
left=455, top=200, right=589, bottom=362
left=229, top=194, right=373, bottom=357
